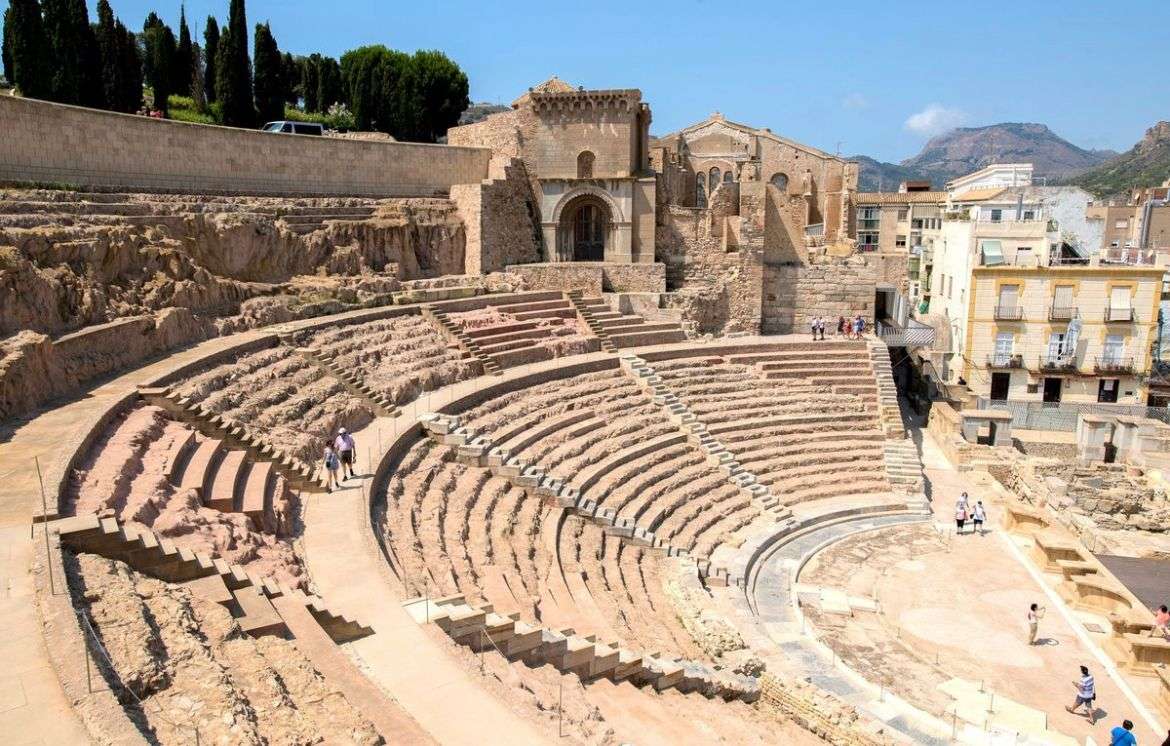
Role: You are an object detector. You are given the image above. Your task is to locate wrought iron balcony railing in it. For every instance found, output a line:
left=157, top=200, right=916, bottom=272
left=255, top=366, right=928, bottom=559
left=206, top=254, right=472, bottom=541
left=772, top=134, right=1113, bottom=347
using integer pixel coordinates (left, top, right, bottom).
left=1095, top=356, right=1135, bottom=374
left=986, top=354, right=1023, bottom=369
left=1104, top=307, right=1136, bottom=323
left=1038, top=354, right=1079, bottom=373
left=1048, top=306, right=1077, bottom=321
left=994, top=305, right=1023, bottom=321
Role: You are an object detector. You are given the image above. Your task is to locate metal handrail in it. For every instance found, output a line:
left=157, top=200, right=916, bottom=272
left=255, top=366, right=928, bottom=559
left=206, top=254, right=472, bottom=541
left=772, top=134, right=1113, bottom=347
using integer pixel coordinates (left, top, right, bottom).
left=1048, top=306, right=1077, bottom=321
left=1104, top=307, right=1136, bottom=322
left=1037, top=354, right=1079, bottom=372
left=1094, top=355, right=1135, bottom=373
left=986, top=354, right=1023, bottom=368
left=994, top=305, right=1023, bottom=320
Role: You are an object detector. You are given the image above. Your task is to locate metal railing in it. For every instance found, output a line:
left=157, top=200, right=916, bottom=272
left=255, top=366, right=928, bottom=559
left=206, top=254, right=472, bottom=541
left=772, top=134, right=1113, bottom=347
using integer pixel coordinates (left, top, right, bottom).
left=1104, top=307, right=1136, bottom=323
left=977, top=397, right=1170, bottom=431
left=1037, top=354, right=1079, bottom=373
left=1102, top=247, right=1158, bottom=266
left=994, top=305, right=1023, bottom=320
left=986, top=353, right=1023, bottom=369
left=1048, top=306, right=1077, bottom=321
left=1095, top=355, right=1135, bottom=373
left=875, top=318, right=935, bottom=348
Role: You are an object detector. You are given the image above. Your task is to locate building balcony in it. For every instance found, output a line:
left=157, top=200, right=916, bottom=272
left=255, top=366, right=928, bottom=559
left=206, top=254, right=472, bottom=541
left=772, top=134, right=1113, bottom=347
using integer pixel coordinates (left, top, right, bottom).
left=1037, top=354, right=1079, bottom=374
left=1095, top=356, right=1135, bottom=374
left=994, top=305, right=1023, bottom=321
left=857, top=220, right=880, bottom=230
left=1104, top=307, right=1136, bottom=323
left=857, top=244, right=879, bottom=253
left=1049, top=306, right=1078, bottom=321
left=986, top=353, right=1024, bottom=369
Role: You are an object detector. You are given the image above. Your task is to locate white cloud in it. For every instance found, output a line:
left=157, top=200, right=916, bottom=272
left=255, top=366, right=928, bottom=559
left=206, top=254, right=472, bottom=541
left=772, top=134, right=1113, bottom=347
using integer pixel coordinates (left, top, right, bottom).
left=904, top=104, right=968, bottom=136
left=841, top=93, right=869, bottom=110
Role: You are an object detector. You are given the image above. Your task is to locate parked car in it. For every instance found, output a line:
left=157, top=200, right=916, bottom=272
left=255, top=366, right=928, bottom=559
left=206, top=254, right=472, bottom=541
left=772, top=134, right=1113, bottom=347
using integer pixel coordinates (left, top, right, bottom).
left=261, top=121, right=324, bottom=136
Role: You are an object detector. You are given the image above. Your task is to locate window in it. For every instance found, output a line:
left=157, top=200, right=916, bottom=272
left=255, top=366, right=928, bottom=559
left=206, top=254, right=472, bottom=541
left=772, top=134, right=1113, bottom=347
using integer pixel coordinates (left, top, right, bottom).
left=1048, top=331, right=1066, bottom=361
left=1023, top=210, right=1035, bottom=221
left=994, top=332, right=1014, bottom=365
left=980, top=240, right=1005, bottom=266
left=1016, top=246, right=1033, bottom=265
left=1116, top=219, right=1129, bottom=229
left=1053, top=285, right=1074, bottom=313
left=897, top=209, right=909, bottom=222
left=709, top=167, right=721, bottom=191
left=723, top=170, right=734, bottom=183
left=997, top=284, right=1019, bottom=312
left=696, top=180, right=706, bottom=209
left=1109, top=286, right=1132, bottom=319
left=771, top=173, right=790, bottom=192
left=990, top=209, right=1003, bottom=222
left=1103, top=334, right=1125, bottom=363
left=576, top=151, right=595, bottom=179
left=857, top=232, right=879, bottom=250
left=895, top=235, right=907, bottom=249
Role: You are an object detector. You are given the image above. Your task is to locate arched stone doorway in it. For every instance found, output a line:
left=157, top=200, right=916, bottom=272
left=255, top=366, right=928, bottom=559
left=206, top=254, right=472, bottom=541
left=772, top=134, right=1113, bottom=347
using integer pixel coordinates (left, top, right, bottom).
left=559, top=195, right=610, bottom=261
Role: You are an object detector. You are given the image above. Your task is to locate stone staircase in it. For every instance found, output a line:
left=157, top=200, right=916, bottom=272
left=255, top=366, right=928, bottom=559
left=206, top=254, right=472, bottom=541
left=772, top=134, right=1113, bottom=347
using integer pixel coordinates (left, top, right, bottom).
left=56, top=514, right=372, bottom=643
left=418, top=413, right=743, bottom=588
left=138, top=386, right=328, bottom=492
left=420, top=304, right=501, bottom=375
left=867, top=343, right=906, bottom=438
left=617, top=354, right=793, bottom=521
left=883, top=439, right=925, bottom=493
left=401, top=593, right=760, bottom=702
left=565, top=290, right=618, bottom=353
left=291, top=346, right=401, bottom=418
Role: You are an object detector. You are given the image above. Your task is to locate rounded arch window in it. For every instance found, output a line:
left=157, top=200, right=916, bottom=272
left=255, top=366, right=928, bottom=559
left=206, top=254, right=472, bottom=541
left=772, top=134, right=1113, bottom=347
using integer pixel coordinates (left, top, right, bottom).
left=708, top=167, right=721, bottom=191
left=770, top=172, right=789, bottom=192
left=577, top=151, right=595, bottom=179
left=696, top=180, right=707, bottom=208
left=723, top=170, right=734, bottom=183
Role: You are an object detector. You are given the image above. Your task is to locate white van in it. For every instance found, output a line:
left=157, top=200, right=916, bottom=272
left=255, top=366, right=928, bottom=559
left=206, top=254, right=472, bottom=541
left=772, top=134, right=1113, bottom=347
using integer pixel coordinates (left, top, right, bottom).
left=262, top=121, right=324, bottom=136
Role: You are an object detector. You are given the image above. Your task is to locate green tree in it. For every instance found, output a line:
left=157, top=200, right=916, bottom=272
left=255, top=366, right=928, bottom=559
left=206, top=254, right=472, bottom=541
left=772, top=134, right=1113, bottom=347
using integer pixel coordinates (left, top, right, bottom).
left=251, top=21, right=282, bottom=123
left=300, top=53, right=319, bottom=112
left=401, top=50, right=468, bottom=142
left=340, top=44, right=407, bottom=133
left=41, top=0, right=99, bottom=105
left=2, top=7, right=15, bottom=85
left=142, top=15, right=176, bottom=114
left=174, top=4, right=193, bottom=98
left=94, top=0, right=121, bottom=107
left=202, top=16, right=219, bottom=102
left=317, top=55, right=341, bottom=112
left=4, top=0, right=51, bottom=98
left=280, top=51, right=299, bottom=105
left=215, top=0, right=254, bottom=127
left=114, top=18, right=141, bottom=111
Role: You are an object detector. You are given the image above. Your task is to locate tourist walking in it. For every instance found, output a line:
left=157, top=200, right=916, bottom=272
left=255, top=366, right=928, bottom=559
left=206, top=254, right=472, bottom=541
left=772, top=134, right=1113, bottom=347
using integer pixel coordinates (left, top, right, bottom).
left=817, top=317, right=826, bottom=340
left=1027, top=603, right=1043, bottom=645
left=323, top=443, right=340, bottom=492
left=335, top=427, right=357, bottom=480
left=1154, top=604, right=1170, bottom=639
left=1109, top=720, right=1137, bottom=746
left=1066, top=665, right=1097, bottom=724
left=853, top=314, right=865, bottom=338
left=955, top=500, right=968, bottom=535
left=973, top=501, right=987, bottom=535
left=811, top=316, right=820, bottom=341
left=837, top=316, right=847, bottom=338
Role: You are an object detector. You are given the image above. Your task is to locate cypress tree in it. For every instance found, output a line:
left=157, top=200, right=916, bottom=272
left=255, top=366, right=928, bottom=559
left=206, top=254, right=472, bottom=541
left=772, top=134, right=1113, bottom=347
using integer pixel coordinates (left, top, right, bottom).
left=301, top=53, right=320, bottom=112
left=6, top=0, right=51, bottom=98
left=94, top=0, right=120, bottom=108
left=114, top=18, right=141, bottom=111
left=216, top=0, right=253, bottom=127
left=318, top=56, right=341, bottom=112
left=2, top=7, right=14, bottom=85
left=142, top=16, right=176, bottom=114
left=280, top=51, right=298, bottom=105
left=175, top=5, right=193, bottom=98
left=251, top=22, right=282, bottom=123
left=202, top=16, right=219, bottom=102
left=41, top=0, right=93, bottom=104
left=74, top=0, right=103, bottom=108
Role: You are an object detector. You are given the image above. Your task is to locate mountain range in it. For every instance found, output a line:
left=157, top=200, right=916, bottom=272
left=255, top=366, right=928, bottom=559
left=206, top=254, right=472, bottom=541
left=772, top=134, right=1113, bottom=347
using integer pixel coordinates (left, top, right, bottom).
left=851, top=123, right=1118, bottom=192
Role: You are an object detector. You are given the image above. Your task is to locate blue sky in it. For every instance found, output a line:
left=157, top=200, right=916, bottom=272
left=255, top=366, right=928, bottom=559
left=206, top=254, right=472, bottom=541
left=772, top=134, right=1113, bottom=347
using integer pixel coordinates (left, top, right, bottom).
left=13, top=0, right=1170, bottom=161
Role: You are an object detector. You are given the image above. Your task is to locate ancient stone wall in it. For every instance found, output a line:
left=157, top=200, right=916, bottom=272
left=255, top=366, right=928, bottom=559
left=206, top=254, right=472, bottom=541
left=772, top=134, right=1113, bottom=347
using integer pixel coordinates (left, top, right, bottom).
left=451, top=159, right=542, bottom=274
left=506, top=262, right=665, bottom=294
left=762, top=262, right=875, bottom=334
left=0, top=95, right=490, bottom=196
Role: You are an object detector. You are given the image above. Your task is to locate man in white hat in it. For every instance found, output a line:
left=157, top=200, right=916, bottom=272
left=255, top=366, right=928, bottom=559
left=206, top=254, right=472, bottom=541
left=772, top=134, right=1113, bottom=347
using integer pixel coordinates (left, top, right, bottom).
left=334, top=427, right=357, bottom=480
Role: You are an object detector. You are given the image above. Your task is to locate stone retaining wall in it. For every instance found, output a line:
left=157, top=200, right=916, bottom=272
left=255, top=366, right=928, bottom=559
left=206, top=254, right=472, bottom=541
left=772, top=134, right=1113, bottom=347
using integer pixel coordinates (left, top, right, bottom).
left=507, top=262, right=666, bottom=294
left=0, top=95, right=491, bottom=196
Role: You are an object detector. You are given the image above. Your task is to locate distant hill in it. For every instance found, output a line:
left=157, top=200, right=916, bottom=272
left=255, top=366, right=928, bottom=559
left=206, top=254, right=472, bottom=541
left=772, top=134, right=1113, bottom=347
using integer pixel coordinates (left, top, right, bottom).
left=458, top=102, right=510, bottom=126
left=1067, top=122, right=1170, bottom=198
left=853, top=122, right=1115, bottom=192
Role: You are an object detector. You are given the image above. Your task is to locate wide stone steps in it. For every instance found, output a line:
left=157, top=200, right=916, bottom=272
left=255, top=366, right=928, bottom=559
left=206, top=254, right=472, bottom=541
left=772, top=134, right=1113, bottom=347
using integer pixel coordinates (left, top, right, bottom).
left=418, top=413, right=744, bottom=588
left=883, top=440, right=925, bottom=492
left=421, top=305, right=501, bottom=375
left=402, top=594, right=759, bottom=702
left=138, top=386, right=328, bottom=492
left=565, top=290, right=618, bottom=353
left=54, top=514, right=372, bottom=643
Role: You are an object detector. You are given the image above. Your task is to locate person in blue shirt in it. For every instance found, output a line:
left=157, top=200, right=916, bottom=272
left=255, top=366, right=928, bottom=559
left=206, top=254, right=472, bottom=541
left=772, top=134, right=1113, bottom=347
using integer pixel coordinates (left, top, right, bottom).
left=1109, top=719, right=1136, bottom=746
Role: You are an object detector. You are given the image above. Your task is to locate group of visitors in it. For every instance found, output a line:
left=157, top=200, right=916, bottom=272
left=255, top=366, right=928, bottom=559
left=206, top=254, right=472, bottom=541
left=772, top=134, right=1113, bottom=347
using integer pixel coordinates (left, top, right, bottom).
left=953, top=492, right=987, bottom=535
left=809, top=314, right=866, bottom=340
left=323, top=427, right=357, bottom=491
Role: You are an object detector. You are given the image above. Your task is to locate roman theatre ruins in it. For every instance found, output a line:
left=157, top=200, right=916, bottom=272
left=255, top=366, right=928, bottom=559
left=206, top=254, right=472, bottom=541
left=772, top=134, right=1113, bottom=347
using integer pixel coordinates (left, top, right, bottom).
left=2, top=81, right=1168, bottom=745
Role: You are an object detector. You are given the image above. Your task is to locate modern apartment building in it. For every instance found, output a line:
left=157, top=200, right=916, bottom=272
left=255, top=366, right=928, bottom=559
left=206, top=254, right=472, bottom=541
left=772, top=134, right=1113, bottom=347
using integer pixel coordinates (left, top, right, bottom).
left=1087, top=181, right=1170, bottom=254
left=852, top=183, right=946, bottom=311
